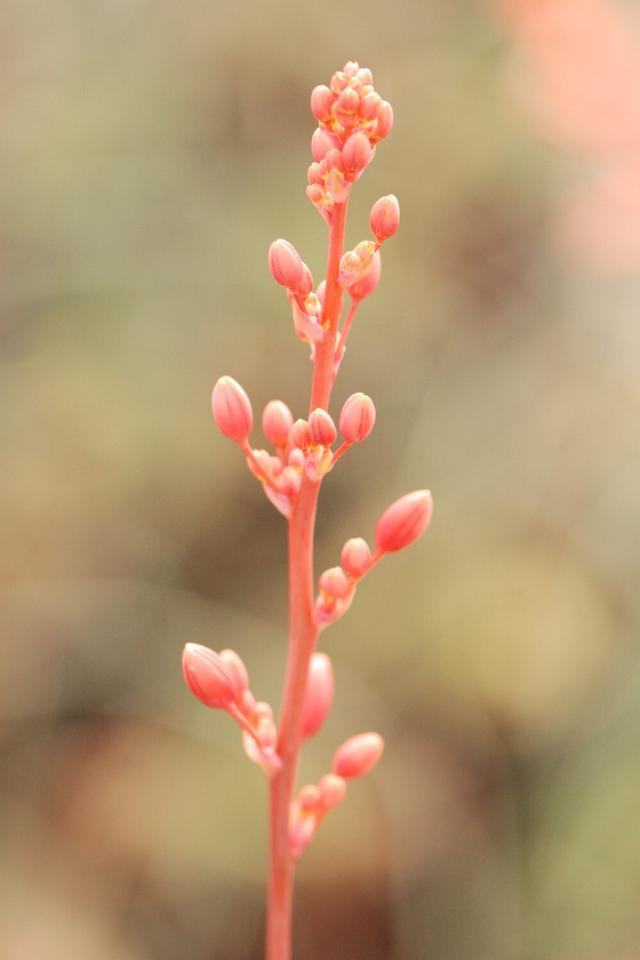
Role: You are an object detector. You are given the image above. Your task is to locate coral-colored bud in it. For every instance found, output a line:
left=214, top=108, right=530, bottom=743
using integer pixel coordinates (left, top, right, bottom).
left=262, top=400, right=294, bottom=447
left=340, top=537, right=372, bottom=578
left=211, top=376, right=253, bottom=443
left=290, top=419, right=311, bottom=449
left=311, top=127, right=336, bottom=162
left=360, top=91, right=381, bottom=120
left=301, top=652, right=335, bottom=740
left=369, top=195, right=400, bottom=242
left=268, top=239, right=305, bottom=290
left=375, top=101, right=394, bottom=139
left=182, top=643, right=237, bottom=710
left=333, top=732, right=384, bottom=779
left=375, top=490, right=433, bottom=553
left=308, top=408, right=337, bottom=447
left=319, top=566, right=351, bottom=599
left=219, top=649, right=249, bottom=698
left=337, top=85, right=360, bottom=114
left=339, top=392, right=376, bottom=444
left=311, top=84, right=334, bottom=122
left=299, top=784, right=322, bottom=812
left=342, top=132, right=372, bottom=175
left=356, top=67, right=373, bottom=86
left=349, top=251, right=381, bottom=301
left=318, top=773, right=347, bottom=809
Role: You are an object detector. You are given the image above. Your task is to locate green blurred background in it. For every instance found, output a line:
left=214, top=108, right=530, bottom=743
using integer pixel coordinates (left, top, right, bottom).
left=2, top=1, right=640, bottom=957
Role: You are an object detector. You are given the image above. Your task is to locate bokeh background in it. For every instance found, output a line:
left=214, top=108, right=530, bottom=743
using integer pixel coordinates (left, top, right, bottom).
left=2, top=1, right=640, bottom=958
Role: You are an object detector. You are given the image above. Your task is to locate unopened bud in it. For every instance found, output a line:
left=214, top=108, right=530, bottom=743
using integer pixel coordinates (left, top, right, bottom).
left=339, top=393, right=376, bottom=444
left=310, top=85, right=334, bottom=122
left=342, top=132, right=373, bottom=177
left=219, top=649, right=249, bottom=698
left=268, top=239, right=305, bottom=290
left=182, top=643, right=237, bottom=710
left=211, top=376, right=253, bottom=443
left=349, top=250, right=381, bottom=302
left=301, top=652, right=335, bottom=740
left=290, top=418, right=311, bottom=450
left=375, top=100, right=394, bottom=139
left=333, top=732, right=384, bottom=779
left=340, top=537, right=372, bottom=578
left=299, top=784, right=322, bottom=812
left=308, top=408, right=337, bottom=447
left=319, top=566, right=351, bottom=599
left=311, top=127, right=336, bottom=162
left=263, top=400, right=294, bottom=447
left=318, top=773, right=347, bottom=809
left=369, top=195, right=400, bottom=243
left=375, top=490, right=433, bottom=553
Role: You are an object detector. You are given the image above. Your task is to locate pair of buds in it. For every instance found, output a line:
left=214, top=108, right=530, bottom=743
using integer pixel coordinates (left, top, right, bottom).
left=338, top=195, right=399, bottom=289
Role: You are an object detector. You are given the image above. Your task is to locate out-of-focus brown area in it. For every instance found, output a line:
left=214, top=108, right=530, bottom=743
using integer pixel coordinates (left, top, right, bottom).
left=2, top=1, right=640, bottom=958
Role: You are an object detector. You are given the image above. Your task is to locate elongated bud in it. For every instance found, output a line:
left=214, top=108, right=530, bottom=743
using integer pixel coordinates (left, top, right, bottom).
left=333, top=732, right=384, bottom=779
left=342, top=131, right=373, bottom=177
left=211, top=376, right=253, bottom=443
left=182, top=643, right=237, bottom=710
left=311, top=127, right=336, bottom=162
left=263, top=400, right=294, bottom=447
left=311, top=84, right=334, bottom=122
left=268, top=239, right=305, bottom=290
left=349, top=250, right=381, bottom=302
left=219, top=649, right=249, bottom=698
left=301, top=652, right=335, bottom=740
left=375, top=490, right=433, bottom=553
left=318, top=773, right=347, bottom=809
left=319, top=566, right=351, bottom=599
left=375, top=100, right=394, bottom=139
left=340, top=537, right=372, bottom=578
left=339, top=393, right=376, bottom=444
left=369, top=195, right=400, bottom=242
left=308, top=408, right=337, bottom=447
left=290, top=418, right=311, bottom=449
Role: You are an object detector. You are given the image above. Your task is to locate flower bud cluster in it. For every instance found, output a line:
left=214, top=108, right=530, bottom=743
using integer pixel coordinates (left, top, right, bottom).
left=338, top=195, right=399, bottom=290
left=182, top=644, right=281, bottom=775
left=289, top=732, right=384, bottom=859
left=268, top=239, right=326, bottom=346
left=307, top=62, right=393, bottom=220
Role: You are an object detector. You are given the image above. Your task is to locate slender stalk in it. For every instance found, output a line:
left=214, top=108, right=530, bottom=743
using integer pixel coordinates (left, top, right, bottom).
left=266, top=201, right=348, bottom=960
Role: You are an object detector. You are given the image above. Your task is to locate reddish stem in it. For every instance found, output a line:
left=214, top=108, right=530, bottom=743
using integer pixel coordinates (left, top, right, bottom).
left=266, top=201, right=348, bottom=960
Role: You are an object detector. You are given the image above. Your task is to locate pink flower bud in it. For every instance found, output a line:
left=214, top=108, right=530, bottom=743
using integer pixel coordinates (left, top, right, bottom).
left=375, top=100, right=394, bottom=139
left=318, top=773, right=347, bottom=809
left=337, top=85, right=360, bottom=114
left=211, top=376, right=253, bottom=443
left=182, top=643, right=237, bottom=710
left=262, top=400, right=294, bottom=447
left=290, top=418, right=311, bottom=450
left=311, top=127, right=336, bottom=162
left=219, top=649, right=249, bottom=698
left=299, top=784, right=322, bottom=812
left=349, top=250, right=381, bottom=302
left=342, top=132, right=372, bottom=176
left=268, top=239, right=304, bottom=290
left=339, top=392, right=376, bottom=443
left=308, top=408, right=337, bottom=447
left=319, top=566, right=351, bottom=599
left=340, top=537, right=372, bottom=578
left=333, top=732, right=384, bottom=779
left=301, top=652, right=335, bottom=740
left=359, top=91, right=381, bottom=120
left=369, top=195, right=400, bottom=243
left=310, top=85, right=334, bottom=122
left=374, top=490, right=433, bottom=553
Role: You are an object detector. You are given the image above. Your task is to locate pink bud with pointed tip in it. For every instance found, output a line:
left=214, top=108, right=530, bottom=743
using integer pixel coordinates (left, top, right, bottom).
left=319, top=566, right=351, bottom=599
left=359, top=91, right=381, bottom=120
left=263, top=400, right=294, bottom=447
left=219, top=649, right=249, bottom=698
left=301, top=652, right=335, bottom=740
left=299, top=784, right=322, bottom=812
left=308, top=408, right=337, bottom=447
left=310, top=85, right=334, bottom=122
left=369, top=195, right=400, bottom=242
left=349, top=250, right=381, bottom=302
left=211, top=376, right=253, bottom=443
left=339, top=393, right=376, bottom=443
left=290, top=418, right=311, bottom=450
left=375, top=101, right=394, bottom=139
left=333, top=732, right=384, bottom=779
left=375, top=490, right=433, bottom=553
left=311, top=127, right=336, bottom=162
left=268, top=239, right=305, bottom=290
left=182, top=643, right=237, bottom=710
left=318, top=773, right=347, bottom=809
left=342, top=132, right=373, bottom=176
left=340, top=537, right=372, bottom=578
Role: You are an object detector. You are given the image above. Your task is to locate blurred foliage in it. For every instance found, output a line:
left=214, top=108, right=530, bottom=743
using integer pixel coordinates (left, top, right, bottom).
left=1, top=0, right=640, bottom=958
